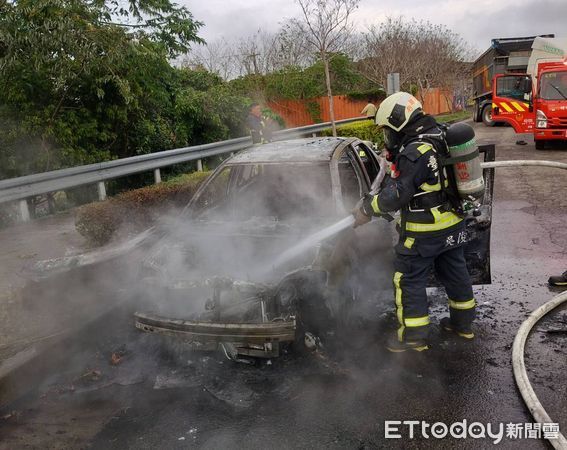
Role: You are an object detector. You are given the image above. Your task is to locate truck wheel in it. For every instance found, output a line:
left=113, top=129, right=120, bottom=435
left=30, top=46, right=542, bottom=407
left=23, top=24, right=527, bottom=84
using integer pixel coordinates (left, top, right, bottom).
left=473, top=105, right=481, bottom=122
left=535, top=140, right=546, bottom=150
left=482, top=105, right=495, bottom=127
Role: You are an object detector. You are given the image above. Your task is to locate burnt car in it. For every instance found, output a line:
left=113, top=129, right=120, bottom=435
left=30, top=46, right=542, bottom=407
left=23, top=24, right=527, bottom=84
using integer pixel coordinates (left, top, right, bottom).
left=134, top=137, right=495, bottom=359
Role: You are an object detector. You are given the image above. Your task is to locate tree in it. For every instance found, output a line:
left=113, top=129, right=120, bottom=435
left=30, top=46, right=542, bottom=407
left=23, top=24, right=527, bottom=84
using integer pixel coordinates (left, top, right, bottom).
left=360, top=17, right=474, bottom=109
left=292, top=0, right=360, bottom=136
left=0, top=0, right=204, bottom=178
left=183, top=38, right=239, bottom=80
left=271, top=21, right=315, bottom=70
left=361, top=17, right=420, bottom=90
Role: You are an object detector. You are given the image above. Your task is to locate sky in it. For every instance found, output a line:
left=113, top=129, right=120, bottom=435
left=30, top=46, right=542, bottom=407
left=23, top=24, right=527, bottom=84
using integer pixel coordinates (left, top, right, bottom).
left=179, top=0, right=567, bottom=56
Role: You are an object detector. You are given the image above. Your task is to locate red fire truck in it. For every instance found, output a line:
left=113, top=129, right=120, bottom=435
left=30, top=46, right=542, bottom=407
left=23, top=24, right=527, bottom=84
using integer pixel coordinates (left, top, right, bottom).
left=490, top=37, right=567, bottom=149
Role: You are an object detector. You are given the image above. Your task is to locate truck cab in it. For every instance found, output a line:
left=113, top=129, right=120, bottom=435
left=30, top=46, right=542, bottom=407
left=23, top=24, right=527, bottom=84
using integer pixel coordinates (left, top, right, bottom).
left=472, top=35, right=552, bottom=127
left=532, top=64, right=567, bottom=148
left=491, top=37, right=567, bottom=149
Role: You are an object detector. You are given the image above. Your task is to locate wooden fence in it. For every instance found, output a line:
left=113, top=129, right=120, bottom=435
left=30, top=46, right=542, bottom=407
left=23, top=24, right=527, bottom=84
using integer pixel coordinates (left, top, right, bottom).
left=268, top=96, right=369, bottom=128
left=418, top=88, right=454, bottom=118
left=268, top=88, right=455, bottom=128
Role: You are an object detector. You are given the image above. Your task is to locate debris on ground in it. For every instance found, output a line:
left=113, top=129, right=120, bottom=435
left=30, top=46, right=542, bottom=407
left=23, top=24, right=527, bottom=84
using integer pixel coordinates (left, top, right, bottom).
left=78, top=369, right=102, bottom=381
left=110, top=352, right=124, bottom=365
left=153, top=370, right=201, bottom=390
left=1, top=411, right=19, bottom=420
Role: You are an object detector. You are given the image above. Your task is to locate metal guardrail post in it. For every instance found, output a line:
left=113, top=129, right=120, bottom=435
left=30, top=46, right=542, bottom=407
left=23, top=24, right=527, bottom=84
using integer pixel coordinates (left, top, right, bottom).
left=154, top=168, right=162, bottom=184
left=97, top=182, right=107, bottom=201
left=19, top=199, right=30, bottom=222
left=197, top=159, right=203, bottom=172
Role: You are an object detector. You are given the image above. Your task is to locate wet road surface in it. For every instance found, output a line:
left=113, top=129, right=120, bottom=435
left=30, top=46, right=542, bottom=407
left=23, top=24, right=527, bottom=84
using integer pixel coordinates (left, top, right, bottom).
left=0, top=122, right=566, bottom=449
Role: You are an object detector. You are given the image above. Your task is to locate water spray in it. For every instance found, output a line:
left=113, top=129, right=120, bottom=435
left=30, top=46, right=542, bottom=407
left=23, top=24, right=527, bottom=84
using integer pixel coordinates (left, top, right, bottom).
left=268, top=157, right=389, bottom=272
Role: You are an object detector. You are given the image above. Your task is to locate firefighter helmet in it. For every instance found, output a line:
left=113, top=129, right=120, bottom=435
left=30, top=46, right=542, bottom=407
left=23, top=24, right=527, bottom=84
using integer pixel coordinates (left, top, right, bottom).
left=375, top=92, right=423, bottom=132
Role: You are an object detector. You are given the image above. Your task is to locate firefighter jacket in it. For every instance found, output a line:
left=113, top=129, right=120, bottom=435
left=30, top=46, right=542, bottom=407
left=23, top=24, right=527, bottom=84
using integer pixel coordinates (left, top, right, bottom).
left=364, top=128, right=463, bottom=240
left=247, top=114, right=272, bottom=144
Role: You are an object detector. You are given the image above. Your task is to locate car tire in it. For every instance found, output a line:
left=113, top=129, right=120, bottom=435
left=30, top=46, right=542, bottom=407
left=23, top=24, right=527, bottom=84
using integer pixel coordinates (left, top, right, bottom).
left=482, top=105, right=495, bottom=127
left=535, top=139, right=546, bottom=150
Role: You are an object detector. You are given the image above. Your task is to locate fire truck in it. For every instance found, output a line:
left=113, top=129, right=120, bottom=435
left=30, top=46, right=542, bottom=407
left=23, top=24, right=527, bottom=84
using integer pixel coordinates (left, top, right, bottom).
left=472, top=35, right=553, bottom=127
left=490, top=36, right=567, bottom=149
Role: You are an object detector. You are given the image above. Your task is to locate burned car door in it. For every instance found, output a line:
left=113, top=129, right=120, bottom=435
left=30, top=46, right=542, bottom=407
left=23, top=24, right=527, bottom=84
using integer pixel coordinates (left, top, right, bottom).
left=325, top=142, right=394, bottom=305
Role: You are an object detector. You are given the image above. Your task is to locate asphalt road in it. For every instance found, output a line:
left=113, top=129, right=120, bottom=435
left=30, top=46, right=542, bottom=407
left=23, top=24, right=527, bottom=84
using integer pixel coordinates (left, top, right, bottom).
left=0, top=122, right=566, bottom=449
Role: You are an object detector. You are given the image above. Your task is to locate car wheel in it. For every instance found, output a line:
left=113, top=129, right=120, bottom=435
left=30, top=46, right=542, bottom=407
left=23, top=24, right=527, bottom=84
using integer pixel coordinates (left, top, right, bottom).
left=535, top=139, right=546, bottom=150
left=482, top=105, right=495, bottom=127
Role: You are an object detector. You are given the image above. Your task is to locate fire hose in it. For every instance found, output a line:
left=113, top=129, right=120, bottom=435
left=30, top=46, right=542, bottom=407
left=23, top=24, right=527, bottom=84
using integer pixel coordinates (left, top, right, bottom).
left=480, top=159, right=567, bottom=449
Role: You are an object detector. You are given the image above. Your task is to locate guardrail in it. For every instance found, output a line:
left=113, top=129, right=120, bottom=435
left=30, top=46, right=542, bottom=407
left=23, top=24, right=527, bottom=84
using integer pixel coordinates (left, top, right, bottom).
left=0, top=117, right=366, bottom=221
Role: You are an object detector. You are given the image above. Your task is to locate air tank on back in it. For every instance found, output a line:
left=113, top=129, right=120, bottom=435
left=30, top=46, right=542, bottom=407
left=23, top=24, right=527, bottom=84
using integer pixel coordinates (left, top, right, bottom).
left=445, top=122, right=484, bottom=198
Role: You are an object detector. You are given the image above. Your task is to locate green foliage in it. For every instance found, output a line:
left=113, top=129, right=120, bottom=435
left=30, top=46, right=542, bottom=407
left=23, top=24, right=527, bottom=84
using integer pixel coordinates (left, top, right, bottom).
left=346, top=88, right=386, bottom=102
left=321, top=111, right=469, bottom=151
left=306, top=101, right=322, bottom=123
left=76, top=170, right=210, bottom=245
left=0, top=1, right=258, bottom=182
left=175, top=83, right=251, bottom=145
left=321, top=120, right=384, bottom=147
left=230, top=54, right=376, bottom=101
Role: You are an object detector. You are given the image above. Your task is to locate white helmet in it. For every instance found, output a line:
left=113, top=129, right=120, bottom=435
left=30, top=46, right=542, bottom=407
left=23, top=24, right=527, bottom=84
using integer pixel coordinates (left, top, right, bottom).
left=375, top=92, right=423, bottom=132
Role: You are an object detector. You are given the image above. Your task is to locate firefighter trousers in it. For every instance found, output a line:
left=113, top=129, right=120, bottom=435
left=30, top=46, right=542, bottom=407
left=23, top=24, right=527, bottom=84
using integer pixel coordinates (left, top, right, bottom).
left=392, top=243, right=475, bottom=342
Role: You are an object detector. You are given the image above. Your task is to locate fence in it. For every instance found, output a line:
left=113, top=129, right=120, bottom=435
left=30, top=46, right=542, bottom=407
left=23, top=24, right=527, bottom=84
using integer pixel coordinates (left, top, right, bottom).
left=418, top=88, right=454, bottom=117
left=0, top=117, right=366, bottom=222
left=268, top=96, right=370, bottom=128
left=269, top=89, right=455, bottom=128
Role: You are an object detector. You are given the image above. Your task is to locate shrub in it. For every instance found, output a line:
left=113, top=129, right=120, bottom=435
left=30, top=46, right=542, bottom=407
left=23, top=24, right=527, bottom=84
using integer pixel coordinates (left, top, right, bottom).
left=321, top=120, right=384, bottom=148
left=75, top=171, right=210, bottom=246
left=345, top=88, right=386, bottom=102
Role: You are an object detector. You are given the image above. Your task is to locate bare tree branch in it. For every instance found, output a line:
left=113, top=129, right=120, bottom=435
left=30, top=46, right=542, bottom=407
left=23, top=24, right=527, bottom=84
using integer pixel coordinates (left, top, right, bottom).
left=294, top=0, right=360, bottom=136
left=359, top=17, right=474, bottom=110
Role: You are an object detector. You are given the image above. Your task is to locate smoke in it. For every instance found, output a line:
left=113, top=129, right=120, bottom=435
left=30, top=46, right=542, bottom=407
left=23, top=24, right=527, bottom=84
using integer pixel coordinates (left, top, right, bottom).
left=126, top=157, right=397, bottom=328
left=1, top=148, right=416, bottom=447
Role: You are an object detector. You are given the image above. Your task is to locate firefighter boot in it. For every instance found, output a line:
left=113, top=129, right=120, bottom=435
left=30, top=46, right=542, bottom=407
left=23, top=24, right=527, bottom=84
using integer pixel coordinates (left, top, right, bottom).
left=440, top=317, right=474, bottom=340
left=386, top=335, right=429, bottom=353
left=548, top=271, right=567, bottom=287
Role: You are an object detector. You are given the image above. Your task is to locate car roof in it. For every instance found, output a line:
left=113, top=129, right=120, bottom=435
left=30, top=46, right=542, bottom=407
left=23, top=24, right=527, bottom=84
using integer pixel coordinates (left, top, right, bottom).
left=229, top=137, right=357, bottom=164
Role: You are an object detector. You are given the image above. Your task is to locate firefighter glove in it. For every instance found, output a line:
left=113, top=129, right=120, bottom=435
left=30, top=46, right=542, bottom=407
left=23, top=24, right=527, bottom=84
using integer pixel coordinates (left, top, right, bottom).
left=352, top=207, right=371, bottom=228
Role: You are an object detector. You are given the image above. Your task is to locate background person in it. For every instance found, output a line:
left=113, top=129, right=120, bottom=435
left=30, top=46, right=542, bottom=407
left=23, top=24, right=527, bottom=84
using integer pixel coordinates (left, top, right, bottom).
left=360, top=99, right=377, bottom=120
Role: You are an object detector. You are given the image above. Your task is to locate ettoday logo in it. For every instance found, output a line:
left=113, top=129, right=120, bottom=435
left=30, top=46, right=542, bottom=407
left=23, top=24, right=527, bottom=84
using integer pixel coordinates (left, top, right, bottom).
left=384, top=420, right=560, bottom=444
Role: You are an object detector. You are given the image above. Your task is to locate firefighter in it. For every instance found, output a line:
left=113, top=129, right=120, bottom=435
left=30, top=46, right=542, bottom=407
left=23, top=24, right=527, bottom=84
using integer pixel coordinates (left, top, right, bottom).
left=247, top=103, right=272, bottom=144
left=352, top=92, right=476, bottom=352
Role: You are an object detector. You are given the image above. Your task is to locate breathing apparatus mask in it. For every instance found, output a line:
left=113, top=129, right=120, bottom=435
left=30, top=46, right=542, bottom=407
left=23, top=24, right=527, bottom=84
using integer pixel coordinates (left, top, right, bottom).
left=382, top=127, right=402, bottom=161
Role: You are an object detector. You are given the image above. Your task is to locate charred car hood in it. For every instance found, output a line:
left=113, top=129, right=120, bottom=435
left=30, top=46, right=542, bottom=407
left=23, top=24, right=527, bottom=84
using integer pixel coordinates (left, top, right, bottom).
left=143, top=216, right=343, bottom=284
